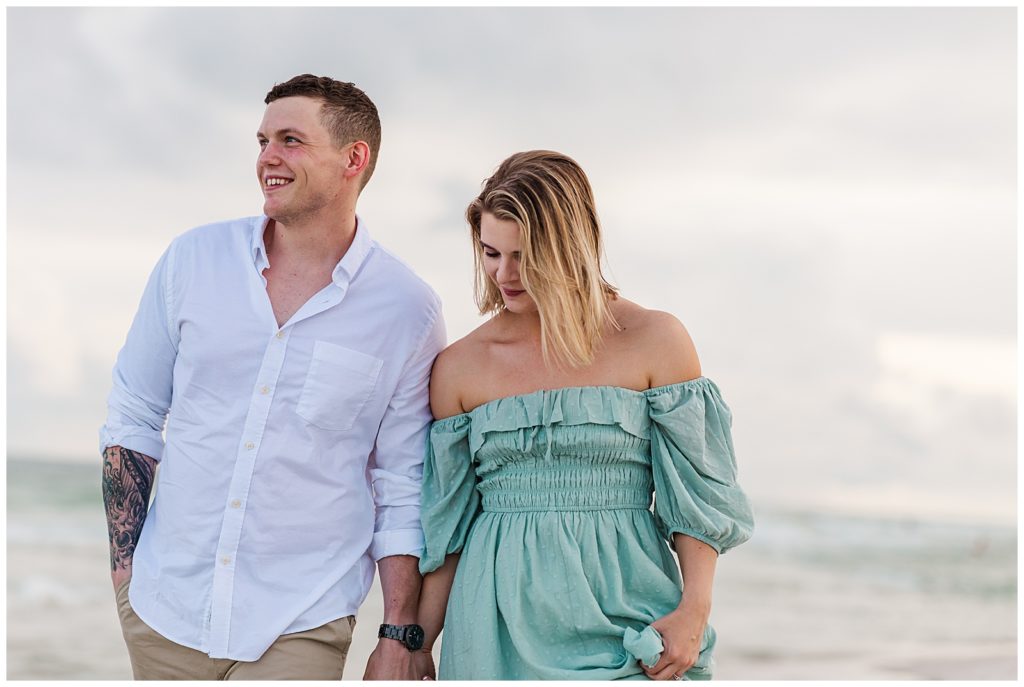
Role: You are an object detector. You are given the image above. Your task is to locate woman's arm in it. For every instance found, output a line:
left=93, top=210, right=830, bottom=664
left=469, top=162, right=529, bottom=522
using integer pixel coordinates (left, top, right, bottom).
left=414, top=553, right=461, bottom=679
left=643, top=534, right=718, bottom=680
left=419, top=553, right=460, bottom=648
left=642, top=309, right=714, bottom=678
left=414, top=343, right=472, bottom=679
left=419, top=343, right=466, bottom=653
left=637, top=308, right=745, bottom=679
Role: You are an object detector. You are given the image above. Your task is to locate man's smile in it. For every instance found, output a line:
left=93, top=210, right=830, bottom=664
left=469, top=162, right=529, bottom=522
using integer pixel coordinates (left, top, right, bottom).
left=264, top=176, right=293, bottom=190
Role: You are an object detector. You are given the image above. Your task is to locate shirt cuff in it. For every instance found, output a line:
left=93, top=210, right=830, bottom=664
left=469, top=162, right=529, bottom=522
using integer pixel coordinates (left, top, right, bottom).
left=370, top=528, right=425, bottom=561
left=98, top=427, right=165, bottom=462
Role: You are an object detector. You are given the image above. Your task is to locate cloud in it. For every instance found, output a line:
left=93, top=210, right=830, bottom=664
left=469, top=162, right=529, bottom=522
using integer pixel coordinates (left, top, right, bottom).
left=6, top=7, right=1016, bottom=524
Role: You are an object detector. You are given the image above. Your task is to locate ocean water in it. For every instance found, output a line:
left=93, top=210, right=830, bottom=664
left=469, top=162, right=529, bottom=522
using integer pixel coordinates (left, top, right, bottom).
left=6, top=456, right=1017, bottom=680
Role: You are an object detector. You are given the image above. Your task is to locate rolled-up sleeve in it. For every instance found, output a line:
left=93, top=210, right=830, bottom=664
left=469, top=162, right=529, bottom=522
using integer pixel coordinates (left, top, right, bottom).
left=367, top=299, right=446, bottom=560
left=99, top=243, right=179, bottom=461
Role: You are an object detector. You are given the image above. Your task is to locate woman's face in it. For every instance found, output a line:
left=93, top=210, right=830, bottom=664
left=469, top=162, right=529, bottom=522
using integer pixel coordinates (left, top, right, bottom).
left=479, top=211, right=537, bottom=314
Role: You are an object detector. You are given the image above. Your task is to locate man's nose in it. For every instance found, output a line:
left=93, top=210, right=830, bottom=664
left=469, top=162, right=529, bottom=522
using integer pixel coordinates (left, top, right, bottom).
left=258, top=142, right=281, bottom=165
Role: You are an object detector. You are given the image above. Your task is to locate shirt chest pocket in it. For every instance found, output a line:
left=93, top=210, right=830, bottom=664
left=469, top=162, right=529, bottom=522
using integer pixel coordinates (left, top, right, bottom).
left=296, top=341, right=384, bottom=431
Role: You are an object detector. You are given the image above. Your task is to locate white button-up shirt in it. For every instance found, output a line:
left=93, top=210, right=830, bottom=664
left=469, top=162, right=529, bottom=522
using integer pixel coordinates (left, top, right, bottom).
left=100, top=215, right=445, bottom=661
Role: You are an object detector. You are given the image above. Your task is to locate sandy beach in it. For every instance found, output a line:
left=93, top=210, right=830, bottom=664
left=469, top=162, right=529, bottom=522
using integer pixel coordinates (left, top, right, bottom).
left=7, top=458, right=1016, bottom=680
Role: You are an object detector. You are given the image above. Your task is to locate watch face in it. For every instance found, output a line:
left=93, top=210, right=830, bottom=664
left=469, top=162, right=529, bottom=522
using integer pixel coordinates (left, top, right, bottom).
left=405, top=624, right=425, bottom=651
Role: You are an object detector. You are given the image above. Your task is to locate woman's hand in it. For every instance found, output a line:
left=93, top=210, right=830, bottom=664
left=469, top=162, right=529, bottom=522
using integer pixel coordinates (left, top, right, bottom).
left=641, top=597, right=710, bottom=680
left=412, top=647, right=436, bottom=680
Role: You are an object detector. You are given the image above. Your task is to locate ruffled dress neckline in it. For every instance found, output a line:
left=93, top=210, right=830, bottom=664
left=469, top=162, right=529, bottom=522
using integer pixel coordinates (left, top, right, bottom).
left=434, top=376, right=715, bottom=426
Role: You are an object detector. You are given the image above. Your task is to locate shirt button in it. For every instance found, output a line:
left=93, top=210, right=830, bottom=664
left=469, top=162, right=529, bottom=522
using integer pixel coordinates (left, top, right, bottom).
left=230, top=499, right=241, bottom=509
left=275, top=330, right=284, bottom=339
left=245, top=441, right=254, bottom=450
left=260, top=386, right=270, bottom=395
left=221, top=556, right=231, bottom=565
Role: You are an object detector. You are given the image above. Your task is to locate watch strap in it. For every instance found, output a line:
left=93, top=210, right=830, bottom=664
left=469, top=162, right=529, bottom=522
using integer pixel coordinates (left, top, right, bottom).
left=378, top=624, right=407, bottom=642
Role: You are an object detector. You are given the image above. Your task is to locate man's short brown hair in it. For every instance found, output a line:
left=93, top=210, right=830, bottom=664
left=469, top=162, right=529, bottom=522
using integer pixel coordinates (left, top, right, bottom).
left=265, top=74, right=381, bottom=189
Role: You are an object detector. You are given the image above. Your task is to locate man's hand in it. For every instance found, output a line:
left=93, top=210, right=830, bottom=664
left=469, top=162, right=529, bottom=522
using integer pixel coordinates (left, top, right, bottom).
left=363, top=638, right=418, bottom=680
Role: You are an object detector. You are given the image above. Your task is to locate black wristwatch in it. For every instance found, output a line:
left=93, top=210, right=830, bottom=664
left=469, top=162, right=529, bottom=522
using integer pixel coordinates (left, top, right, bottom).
left=378, top=623, right=425, bottom=651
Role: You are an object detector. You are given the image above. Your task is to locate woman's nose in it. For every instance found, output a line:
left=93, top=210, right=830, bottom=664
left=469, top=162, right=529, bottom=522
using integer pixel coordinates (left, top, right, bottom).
left=496, top=258, right=517, bottom=284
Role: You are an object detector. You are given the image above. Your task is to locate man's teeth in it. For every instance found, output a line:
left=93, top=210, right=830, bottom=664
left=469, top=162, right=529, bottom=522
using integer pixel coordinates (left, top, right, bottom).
left=266, top=178, right=290, bottom=186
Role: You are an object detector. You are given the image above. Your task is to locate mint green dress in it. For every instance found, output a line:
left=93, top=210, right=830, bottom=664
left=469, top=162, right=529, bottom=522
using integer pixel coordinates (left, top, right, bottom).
left=419, top=378, right=754, bottom=680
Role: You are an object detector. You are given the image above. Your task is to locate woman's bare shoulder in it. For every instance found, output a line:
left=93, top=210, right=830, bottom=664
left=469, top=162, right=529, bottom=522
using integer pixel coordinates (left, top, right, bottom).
left=614, top=300, right=702, bottom=387
left=429, top=321, right=498, bottom=420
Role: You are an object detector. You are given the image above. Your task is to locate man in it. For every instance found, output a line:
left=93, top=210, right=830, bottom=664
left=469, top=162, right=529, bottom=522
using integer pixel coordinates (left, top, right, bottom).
left=100, top=74, right=443, bottom=680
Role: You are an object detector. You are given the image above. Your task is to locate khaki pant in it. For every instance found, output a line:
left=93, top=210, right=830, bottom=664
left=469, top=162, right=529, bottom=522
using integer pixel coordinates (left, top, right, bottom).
left=116, top=580, right=355, bottom=680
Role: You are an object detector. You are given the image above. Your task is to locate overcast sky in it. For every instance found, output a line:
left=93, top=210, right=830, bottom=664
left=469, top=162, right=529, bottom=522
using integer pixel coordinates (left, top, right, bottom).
left=7, top=7, right=1016, bottom=524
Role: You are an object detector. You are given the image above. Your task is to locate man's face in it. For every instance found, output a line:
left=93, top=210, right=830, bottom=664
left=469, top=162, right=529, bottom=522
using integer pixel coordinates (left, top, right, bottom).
left=256, top=96, right=347, bottom=226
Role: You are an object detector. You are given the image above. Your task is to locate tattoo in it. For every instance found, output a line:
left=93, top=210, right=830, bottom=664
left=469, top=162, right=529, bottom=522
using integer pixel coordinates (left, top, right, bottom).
left=102, top=446, right=156, bottom=573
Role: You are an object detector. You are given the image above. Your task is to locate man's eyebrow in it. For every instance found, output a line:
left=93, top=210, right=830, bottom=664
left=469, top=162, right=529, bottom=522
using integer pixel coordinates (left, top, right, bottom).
left=256, top=127, right=308, bottom=139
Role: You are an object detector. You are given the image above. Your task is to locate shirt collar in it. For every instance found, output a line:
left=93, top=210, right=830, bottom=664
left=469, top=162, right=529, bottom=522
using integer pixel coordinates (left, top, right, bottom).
left=251, top=216, right=271, bottom=274
left=250, top=215, right=374, bottom=286
left=333, top=215, right=374, bottom=285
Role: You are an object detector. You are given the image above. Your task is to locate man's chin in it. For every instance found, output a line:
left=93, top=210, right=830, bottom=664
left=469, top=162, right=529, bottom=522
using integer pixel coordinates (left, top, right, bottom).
left=263, top=201, right=321, bottom=227
left=263, top=205, right=294, bottom=225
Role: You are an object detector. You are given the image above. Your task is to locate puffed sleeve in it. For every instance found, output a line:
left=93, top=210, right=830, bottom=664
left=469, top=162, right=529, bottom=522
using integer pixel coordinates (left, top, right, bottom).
left=647, top=378, right=754, bottom=554
left=419, top=414, right=481, bottom=574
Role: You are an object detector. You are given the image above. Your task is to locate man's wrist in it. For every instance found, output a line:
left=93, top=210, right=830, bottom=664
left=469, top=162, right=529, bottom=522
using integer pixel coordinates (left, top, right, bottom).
left=382, top=612, right=418, bottom=625
left=111, top=566, right=132, bottom=590
left=379, top=623, right=425, bottom=651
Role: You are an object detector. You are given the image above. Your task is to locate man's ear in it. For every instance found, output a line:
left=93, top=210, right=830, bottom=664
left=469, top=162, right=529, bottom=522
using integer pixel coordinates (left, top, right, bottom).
left=343, top=141, right=371, bottom=182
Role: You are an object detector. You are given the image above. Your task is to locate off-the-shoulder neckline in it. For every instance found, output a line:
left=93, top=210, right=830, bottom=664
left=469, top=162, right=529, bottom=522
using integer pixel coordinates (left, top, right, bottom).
left=434, top=376, right=712, bottom=424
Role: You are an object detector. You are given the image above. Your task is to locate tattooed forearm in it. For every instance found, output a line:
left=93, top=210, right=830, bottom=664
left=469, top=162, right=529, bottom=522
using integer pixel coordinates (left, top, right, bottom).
left=102, top=446, right=156, bottom=574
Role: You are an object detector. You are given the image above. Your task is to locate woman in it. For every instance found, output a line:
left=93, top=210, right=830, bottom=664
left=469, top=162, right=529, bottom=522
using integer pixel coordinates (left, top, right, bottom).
left=415, top=151, right=753, bottom=680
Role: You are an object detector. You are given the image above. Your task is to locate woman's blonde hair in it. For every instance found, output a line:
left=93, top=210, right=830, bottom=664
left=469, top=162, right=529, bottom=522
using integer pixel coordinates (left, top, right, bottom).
left=467, top=150, right=619, bottom=368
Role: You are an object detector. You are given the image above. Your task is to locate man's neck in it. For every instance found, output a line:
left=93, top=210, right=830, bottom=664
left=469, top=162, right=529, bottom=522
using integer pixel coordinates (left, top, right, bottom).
left=264, top=210, right=358, bottom=269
